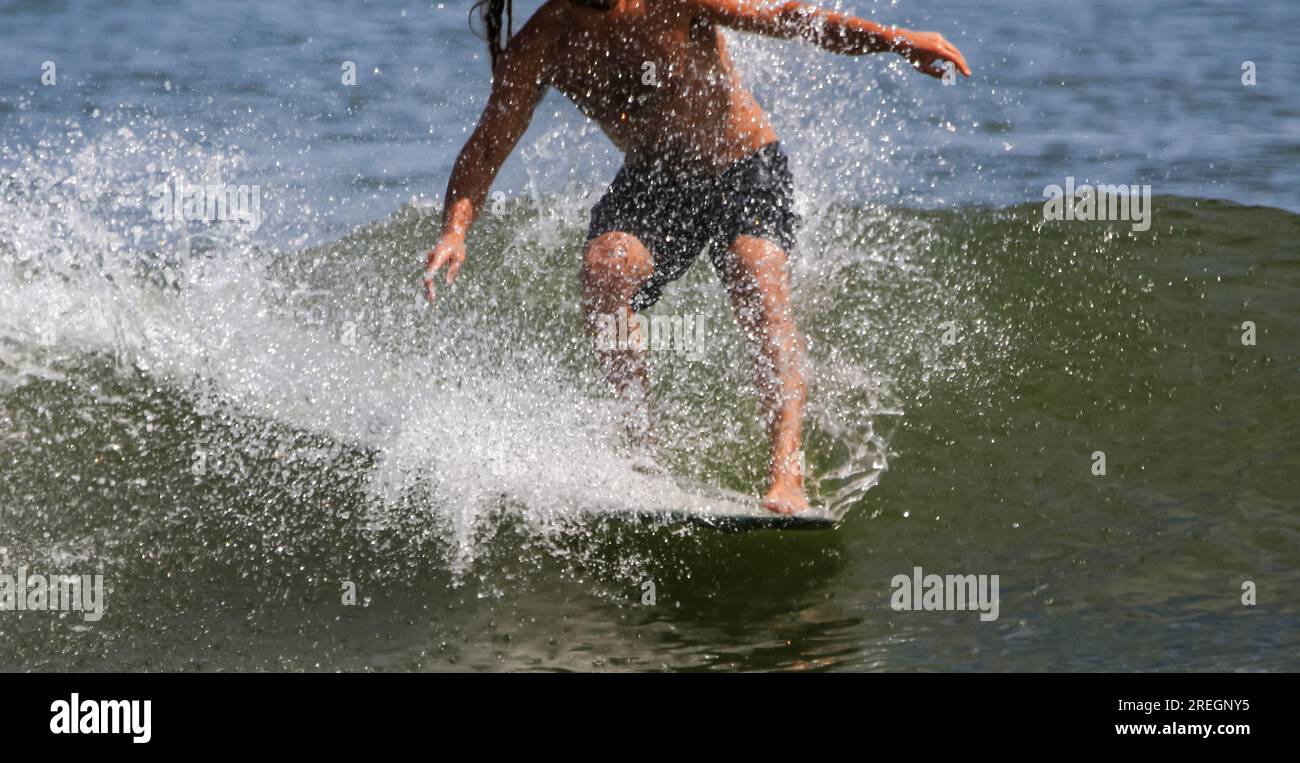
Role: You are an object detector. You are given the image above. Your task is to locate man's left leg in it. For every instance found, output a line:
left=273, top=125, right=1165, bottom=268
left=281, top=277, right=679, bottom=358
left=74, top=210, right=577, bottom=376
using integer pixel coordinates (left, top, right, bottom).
left=719, top=234, right=809, bottom=514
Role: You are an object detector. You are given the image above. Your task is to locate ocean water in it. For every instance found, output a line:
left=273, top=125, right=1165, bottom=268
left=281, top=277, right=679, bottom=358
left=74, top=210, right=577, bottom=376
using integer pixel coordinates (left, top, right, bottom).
left=1, top=0, right=1297, bottom=671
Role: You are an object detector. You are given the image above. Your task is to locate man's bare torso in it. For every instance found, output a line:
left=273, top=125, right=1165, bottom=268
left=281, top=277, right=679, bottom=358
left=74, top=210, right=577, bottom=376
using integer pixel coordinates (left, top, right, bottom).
left=521, top=0, right=778, bottom=171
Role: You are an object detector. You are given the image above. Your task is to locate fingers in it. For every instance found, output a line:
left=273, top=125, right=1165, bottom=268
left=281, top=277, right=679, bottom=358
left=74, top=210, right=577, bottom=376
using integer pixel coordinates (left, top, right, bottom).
left=915, top=52, right=970, bottom=80
left=423, top=262, right=439, bottom=304
left=906, top=33, right=972, bottom=79
left=423, top=249, right=445, bottom=305
left=423, top=245, right=465, bottom=305
left=940, top=39, right=971, bottom=76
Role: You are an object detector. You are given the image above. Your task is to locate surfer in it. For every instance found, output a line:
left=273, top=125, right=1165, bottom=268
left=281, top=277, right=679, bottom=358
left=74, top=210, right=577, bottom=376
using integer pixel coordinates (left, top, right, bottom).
left=423, top=0, right=970, bottom=513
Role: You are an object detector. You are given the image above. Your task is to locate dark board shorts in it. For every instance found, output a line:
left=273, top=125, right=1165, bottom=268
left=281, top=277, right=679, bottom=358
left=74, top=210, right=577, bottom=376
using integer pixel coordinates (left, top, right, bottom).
left=586, top=141, right=800, bottom=311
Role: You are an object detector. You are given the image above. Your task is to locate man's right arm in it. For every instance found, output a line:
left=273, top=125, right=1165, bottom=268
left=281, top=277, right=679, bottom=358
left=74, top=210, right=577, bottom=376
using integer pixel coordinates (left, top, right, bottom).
left=424, top=37, right=546, bottom=303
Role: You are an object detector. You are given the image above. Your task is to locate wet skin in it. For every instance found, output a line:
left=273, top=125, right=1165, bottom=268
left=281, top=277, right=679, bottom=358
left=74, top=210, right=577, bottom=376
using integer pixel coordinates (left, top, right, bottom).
left=424, top=0, right=970, bottom=513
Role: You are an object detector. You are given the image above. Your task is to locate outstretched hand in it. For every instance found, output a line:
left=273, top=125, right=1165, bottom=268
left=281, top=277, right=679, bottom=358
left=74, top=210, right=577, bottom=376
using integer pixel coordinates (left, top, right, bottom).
left=423, top=234, right=466, bottom=305
left=893, top=30, right=971, bottom=79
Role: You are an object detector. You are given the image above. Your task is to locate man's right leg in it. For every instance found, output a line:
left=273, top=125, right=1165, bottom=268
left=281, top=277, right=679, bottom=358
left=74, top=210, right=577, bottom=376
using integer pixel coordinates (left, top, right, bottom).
left=581, top=231, right=655, bottom=444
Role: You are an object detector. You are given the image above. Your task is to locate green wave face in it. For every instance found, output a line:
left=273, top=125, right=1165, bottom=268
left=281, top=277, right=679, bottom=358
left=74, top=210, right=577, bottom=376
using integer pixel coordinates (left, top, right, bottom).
left=2, top=185, right=1298, bottom=670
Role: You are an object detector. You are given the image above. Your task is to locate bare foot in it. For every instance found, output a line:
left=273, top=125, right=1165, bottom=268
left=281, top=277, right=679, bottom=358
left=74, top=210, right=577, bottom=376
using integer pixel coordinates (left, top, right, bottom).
left=762, top=480, right=810, bottom=515
left=622, top=399, right=656, bottom=450
left=629, top=454, right=664, bottom=477
left=623, top=408, right=663, bottom=477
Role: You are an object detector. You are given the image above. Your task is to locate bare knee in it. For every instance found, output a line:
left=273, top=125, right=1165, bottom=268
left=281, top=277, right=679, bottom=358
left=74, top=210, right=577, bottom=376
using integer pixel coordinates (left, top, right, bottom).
left=582, top=232, right=653, bottom=301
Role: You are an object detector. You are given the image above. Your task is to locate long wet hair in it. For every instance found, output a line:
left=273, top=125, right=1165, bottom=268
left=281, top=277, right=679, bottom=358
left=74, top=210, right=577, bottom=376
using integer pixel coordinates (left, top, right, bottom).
left=470, top=0, right=514, bottom=73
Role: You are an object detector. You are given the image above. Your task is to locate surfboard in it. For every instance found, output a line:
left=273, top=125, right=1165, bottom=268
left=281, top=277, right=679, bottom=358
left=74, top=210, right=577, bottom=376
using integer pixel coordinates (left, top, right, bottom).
left=581, top=476, right=837, bottom=531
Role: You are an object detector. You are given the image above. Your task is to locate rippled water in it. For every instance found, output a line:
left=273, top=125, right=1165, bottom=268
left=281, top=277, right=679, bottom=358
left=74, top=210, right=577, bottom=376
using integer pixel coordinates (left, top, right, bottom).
left=1, top=0, right=1297, bottom=670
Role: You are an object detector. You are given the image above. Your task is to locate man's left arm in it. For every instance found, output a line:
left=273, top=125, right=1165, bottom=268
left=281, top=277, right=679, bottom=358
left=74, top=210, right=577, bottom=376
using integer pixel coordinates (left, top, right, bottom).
left=680, top=0, right=970, bottom=79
